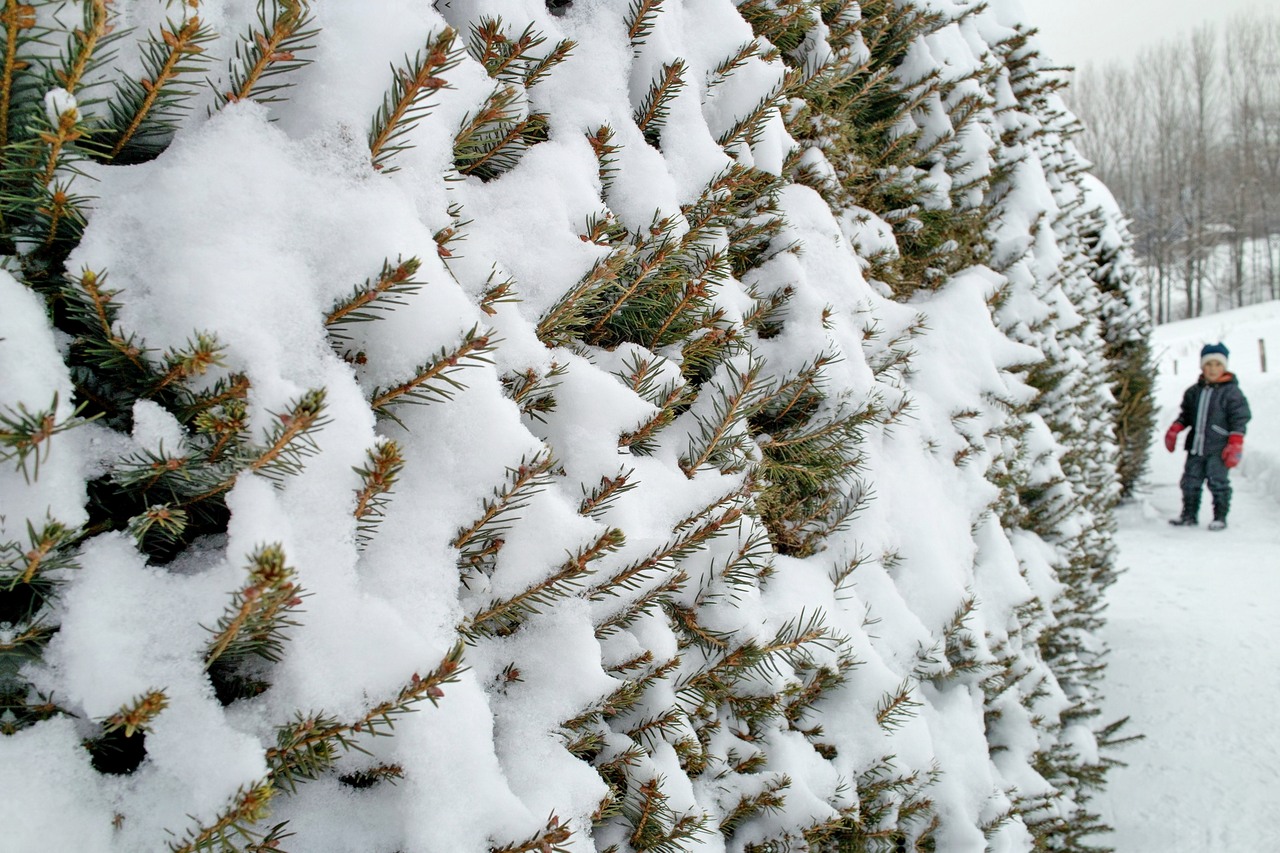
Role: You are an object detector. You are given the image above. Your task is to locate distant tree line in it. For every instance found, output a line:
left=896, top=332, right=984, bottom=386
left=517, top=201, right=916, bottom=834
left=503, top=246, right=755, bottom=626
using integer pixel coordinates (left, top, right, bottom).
left=1068, top=10, right=1279, bottom=323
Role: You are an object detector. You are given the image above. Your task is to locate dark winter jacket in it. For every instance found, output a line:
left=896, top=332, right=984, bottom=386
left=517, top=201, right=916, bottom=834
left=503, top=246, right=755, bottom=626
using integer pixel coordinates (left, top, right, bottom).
left=1175, top=374, right=1251, bottom=456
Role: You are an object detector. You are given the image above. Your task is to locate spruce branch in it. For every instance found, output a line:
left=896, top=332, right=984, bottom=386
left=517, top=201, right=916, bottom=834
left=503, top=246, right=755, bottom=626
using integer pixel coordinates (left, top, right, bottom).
left=463, top=527, right=624, bottom=638
left=1095, top=715, right=1144, bottom=750
left=453, top=449, right=556, bottom=575
left=466, top=17, right=574, bottom=90
left=753, top=353, right=836, bottom=429
left=717, top=68, right=797, bottom=150
left=368, top=27, right=460, bottom=172
left=718, top=775, right=789, bottom=836
left=563, top=656, right=673, bottom=732
left=150, top=333, right=225, bottom=396
left=579, top=213, right=622, bottom=249
left=585, top=220, right=680, bottom=343
left=61, top=268, right=154, bottom=388
left=586, top=124, right=619, bottom=190
left=623, top=777, right=711, bottom=853
left=593, top=571, right=686, bottom=639
left=489, top=814, right=573, bottom=853
left=101, top=15, right=215, bottom=162
left=578, top=468, right=636, bottom=519
left=735, top=0, right=818, bottom=54
left=182, top=371, right=250, bottom=419
left=453, top=84, right=544, bottom=181
left=634, top=59, right=685, bottom=147
left=752, top=360, right=870, bottom=559
left=2, top=517, right=77, bottom=589
left=680, top=164, right=746, bottom=233
left=0, top=0, right=43, bottom=154
left=624, top=707, right=685, bottom=749
left=606, top=650, right=656, bottom=676
left=368, top=326, right=494, bottom=418
left=674, top=481, right=751, bottom=532
left=203, top=543, right=304, bottom=669
left=215, top=0, right=317, bottom=108
left=347, top=440, right=404, bottom=549
left=625, top=0, right=665, bottom=51
left=760, top=476, right=868, bottom=558
left=611, top=350, right=670, bottom=402
left=709, top=524, right=772, bottom=594
left=500, top=361, right=565, bottom=423
left=679, top=326, right=743, bottom=386
left=467, top=17, right=535, bottom=84
left=783, top=657, right=855, bottom=727
left=433, top=203, right=471, bottom=259
left=127, top=503, right=189, bottom=551
left=680, top=360, right=768, bottom=477
left=741, top=284, right=792, bottom=339
left=839, top=754, right=941, bottom=847
left=102, top=689, right=169, bottom=738
left=246, top=388, right=329, bottom=484
left=828, top=547, right=868, bottom=597
left=523, top=37, right=574, bottom=89
left=266, top=643, right=464, bottom=791
left=562, top=725, right=606, bottom=760
left=931, top=594, right=991, bottom=681
left=0, top=624, right=59, bottom=686
left=822, top=0, right=862, bottom=44
left=479, top=267, right=518, bottom=316
left=590, top=498, right=742, bottom=600
left=166, top=781, right=285, bottom=853
left=31, top=180, right=89, bottom=248
left=52, top=0, right=116, bottom=97
left=605, top=656, right=681, bottom=719
left=643, top=248, right=727, bottom=349
left=537, top=249, right=631, bottom=347
left=706, top=40, right=761, bottom=91
left=189, top=382, right=250, bottom=463
left=875, top=678, right=923, bottom=731
left=0, top=393, right=88, bottom=481
left=669, top=603, right=732, bottom=651
left=678, top=611, right=833, bottom=711
left=324, top=256, right=423, bottom=341
left=33, top=100, right=87, bottom=193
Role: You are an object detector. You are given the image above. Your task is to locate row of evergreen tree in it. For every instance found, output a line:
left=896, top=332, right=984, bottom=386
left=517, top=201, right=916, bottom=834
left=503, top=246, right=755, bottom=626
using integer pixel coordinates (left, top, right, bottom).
left=1, top=1, right=1151, bottom=851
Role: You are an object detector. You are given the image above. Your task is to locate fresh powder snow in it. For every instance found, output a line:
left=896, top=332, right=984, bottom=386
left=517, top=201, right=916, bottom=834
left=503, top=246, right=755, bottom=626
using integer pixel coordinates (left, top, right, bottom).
left=1099, top=302, right=1280, bottom=851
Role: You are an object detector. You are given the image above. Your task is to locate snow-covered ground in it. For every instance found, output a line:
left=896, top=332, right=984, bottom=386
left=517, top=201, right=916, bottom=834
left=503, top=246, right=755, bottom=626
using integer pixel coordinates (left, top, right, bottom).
left=1098, top=301, right=1280, bottom=850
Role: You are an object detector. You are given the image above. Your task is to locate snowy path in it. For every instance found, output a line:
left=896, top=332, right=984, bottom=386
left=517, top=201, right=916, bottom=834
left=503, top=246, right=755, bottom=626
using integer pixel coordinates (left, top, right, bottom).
left=1099, top=464, right=1280, bottom=851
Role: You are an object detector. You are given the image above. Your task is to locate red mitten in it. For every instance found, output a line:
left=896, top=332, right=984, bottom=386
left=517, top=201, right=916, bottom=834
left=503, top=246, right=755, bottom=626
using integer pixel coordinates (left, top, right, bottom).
left=1164, top=422, right=1185, bottom=453
left=1223, top=433, right=1244, bottom=468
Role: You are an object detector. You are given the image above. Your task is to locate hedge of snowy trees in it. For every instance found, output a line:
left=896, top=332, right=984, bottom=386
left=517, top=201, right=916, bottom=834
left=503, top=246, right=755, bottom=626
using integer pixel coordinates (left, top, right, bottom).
left=1, top=1, right=1148, bottom=851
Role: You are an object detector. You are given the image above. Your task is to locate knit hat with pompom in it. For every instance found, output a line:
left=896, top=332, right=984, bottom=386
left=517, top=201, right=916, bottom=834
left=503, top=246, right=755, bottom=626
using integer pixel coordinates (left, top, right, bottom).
left=1200, top=342, right=1229, bottom=368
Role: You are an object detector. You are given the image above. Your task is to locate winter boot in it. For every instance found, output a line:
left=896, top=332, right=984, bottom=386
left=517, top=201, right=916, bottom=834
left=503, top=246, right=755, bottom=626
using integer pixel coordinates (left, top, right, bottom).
left=1208, top=518, right=1227, bottom=531
left=1168, top=515, right=1198, bottom=527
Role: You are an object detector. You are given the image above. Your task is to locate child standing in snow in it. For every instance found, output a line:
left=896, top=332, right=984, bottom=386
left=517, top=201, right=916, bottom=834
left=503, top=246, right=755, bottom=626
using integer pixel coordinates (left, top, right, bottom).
left=1165, top=343, right=1252, bottom=530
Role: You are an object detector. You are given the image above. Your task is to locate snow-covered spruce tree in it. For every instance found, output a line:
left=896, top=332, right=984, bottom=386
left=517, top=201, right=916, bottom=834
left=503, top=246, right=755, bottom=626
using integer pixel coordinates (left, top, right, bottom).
left=2, top=1, right=1140, bottom=851
left=756, top=1, right=1141, bottom=849
left=1078, top=175, right=1155, bottom=501
left=982, top=18, right=1145, bottom=850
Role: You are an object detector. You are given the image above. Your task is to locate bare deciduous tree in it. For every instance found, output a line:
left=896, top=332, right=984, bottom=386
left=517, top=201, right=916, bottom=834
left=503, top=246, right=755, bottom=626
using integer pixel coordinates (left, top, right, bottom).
left=1066, top=10, right=1280, bottom=322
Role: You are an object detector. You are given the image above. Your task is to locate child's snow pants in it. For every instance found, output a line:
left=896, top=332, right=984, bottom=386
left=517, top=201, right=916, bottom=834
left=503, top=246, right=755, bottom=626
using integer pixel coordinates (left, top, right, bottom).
left=1180, top=453, right=1232, bottom=521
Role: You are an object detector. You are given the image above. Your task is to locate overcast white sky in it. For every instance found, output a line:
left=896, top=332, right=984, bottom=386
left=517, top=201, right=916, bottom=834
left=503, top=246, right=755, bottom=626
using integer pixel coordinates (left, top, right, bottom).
left=1018, top=0, right=1269, bottom=69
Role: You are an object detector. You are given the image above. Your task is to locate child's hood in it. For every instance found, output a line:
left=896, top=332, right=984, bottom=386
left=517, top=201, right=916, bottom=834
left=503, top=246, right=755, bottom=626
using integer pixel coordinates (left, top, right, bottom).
left=1199, top=372, right=1239, bottom=386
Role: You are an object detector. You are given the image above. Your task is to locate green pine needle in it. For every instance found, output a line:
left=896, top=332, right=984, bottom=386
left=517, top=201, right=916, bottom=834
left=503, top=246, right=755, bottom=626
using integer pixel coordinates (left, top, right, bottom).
left=214, top=0, right=318, bottom=108
left=368, top=28, right=461, bottom=172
